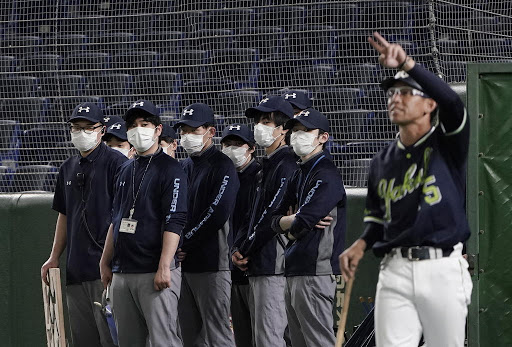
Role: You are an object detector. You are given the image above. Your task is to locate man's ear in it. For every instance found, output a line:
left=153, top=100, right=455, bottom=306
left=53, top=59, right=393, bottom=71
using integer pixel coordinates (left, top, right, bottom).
left=425, top=99, right=437, bottom=114
left=319, top=131, right=329, bottom=144
left=155, top=124, right=163, bottom=137
left=208, top=126, right=216, bottom=138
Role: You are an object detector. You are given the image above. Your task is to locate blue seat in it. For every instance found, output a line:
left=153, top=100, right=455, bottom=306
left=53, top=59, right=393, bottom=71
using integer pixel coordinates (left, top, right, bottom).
left=0, top=98, right=49, bottom=125
left=306, top=3, right=358, bottom=29
left=152, top=10, right=204, bottom=33
left=86, top=73, right=133, bottom=106
left=313, top=87, right=365, bottom=114
left=0, top=76, right=39, bottom=98
left=235, top=27, right=284, bottom=60
left=181, top=79, right=235, bottom=111
left=0, top=119, right=21, bottom=167
left=290, top=65, right=335, bottom=91
left=1, top=35, right=41, bottom=56
left=23, top=54, right=62, bottom=76
left=0, top=165, right=14, bottom=192
left=440, top=61, right=467, bottom=83
left=133, top=72, right=182, bottom=108
left=336, top=64, right=381, bottom=88
left=333, top=110, right=394, bottom=143
left=53, top=34, right=89, bottom=56
left=105, top=102, right=133, bottom=118
left=137, top=31, right=185, bottom=53
left=64, top=52, right=111, bottom=76
left=338, top=141, right=390, bottom=160
left=202, top=8, right=255, bottom=32
left=49, top=96, right=104, bottom=122
left=216, top=90, right=261, bottom=124
left=11, top=164, right=59, bottom=192
left=286, top=25, right=337, bottom=62
left=40, top=75, right=87, bottom=97
left=207, top=48, right=259, bottom=88
left=258, top=6, right=305, bottom=32
left=191, top=29, right=234, bottom=51
left=161, top=49, right=210, bottom=82
left=112, top=50, right=159, bottom=74
left=0, top=55, right=16, bottom=74
left=358, top=1, right=413, bottom=38
left=60, top=14, right=107, bottom=38
left=104, top=12, right=151, bottom=35
left=92, top=32, right=135, bottom=55
left=341, top=158, right=373, bottom=187
left=437, top=38, right=468, bottom=58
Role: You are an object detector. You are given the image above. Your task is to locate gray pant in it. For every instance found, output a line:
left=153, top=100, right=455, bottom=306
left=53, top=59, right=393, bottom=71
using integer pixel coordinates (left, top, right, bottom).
left=178, top=271, right=235, bottom=347
left=111, top=269, right=182, bottom=347
left=66, top=279, right=117, bottom=347
left=231, top=283, right=253, bottom=347
left=248, top=276, right=287, bottom=347
left=285, top=275, right=336, bottom=347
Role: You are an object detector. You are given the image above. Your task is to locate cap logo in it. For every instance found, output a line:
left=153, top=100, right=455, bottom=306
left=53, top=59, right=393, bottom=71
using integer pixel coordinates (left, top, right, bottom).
left=78, top=106, right=90, bottom=113
left=229, top=125, right=241, bottom=131
left=259, top=98, right=269, bottom=104
left=132, top=101, right=144, bottom=107
left=103, top=116, right=110, bottom=123
left=395, top=70, right=410, bottom=79
left=298, top=110, right=310, bottom=117
left=284, top=93, right=297, bottom=99
left=110, top=123, right=122, bottom=130
left=183, top=108, right=194, bottom=116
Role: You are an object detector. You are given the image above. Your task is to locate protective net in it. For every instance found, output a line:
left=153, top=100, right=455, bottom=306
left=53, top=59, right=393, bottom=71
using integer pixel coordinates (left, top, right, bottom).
left=0, top=0, right=511, bottom=192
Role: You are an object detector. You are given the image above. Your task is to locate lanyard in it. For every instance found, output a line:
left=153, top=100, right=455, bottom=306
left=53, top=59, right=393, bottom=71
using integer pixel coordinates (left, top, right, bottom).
left=129, top=155, right=153, bottom=219
left=298, top=154, right=325, bottom=206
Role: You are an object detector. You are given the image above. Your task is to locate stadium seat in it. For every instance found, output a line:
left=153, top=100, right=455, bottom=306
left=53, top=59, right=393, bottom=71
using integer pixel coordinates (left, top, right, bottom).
left=112, top=50, right=159, bottom=74
left=258, top=6, right=306, bottom=32
left=53, top=34, right=89, bottom=56
left=104, top=12, right=151, bottom=35
left=286, top=25, right=337, bottom=62
left=40, top=75, right=87, bottom=97
left=334, top=110, right=394, bottom=143
left=207, top=48, right=259, bottom=88
left=132, top=72, right=182, bottom=108
left=216, top=90, right=261, bottom=124
left=161, top=49, right=210, bottom=82
left=86, top=73, right=133, bottom=106
left=0, top=55, right=16, bottom=74
left=202, top=8, right=255, bottom=32
left=290, top=65, right=335, bottom=91
left=64, top=52, right=111, bottom=76
left=0, top=119, right=21, bottom=167
left=0, top=98, right=50, bottom=125
left=152, top=10, right=204, bottom=33
left=341, top=158, right=372, bottom=187
left=190, top=29, right=234, bottom=51
left=105, top=102, right=133, bottom=118
left=336, top=63, right=381, bottom=88
left=313, top=87, right=365, bottom=114
left=137, top=31, right=185, bottom=53
left=307, top=3, right=358, bottom=29
left=1, top=35, right=41, bottom=56
left=235, top=26, right=284, bottom=60
left=49, top=96, right=104, bottom=122
left=0, top=165, right=13, bottom=192
left=0, top=76, right=39, bottom=98
left=440, top=61, right=467, bottom=83
left=436, top=38, right=468, bottom=58
left=23, top=53, right=62, bottom=76
left=11, top=164, right=59, bottom=192
left=92, top=32, right=135, bottom=55
left=20, top=125, right=72, bottom=166
left=59, top=14, right=107, bottom=38
left=181, top=79, right=235, bottom=111
left=358, top=1, right=413, bottom=38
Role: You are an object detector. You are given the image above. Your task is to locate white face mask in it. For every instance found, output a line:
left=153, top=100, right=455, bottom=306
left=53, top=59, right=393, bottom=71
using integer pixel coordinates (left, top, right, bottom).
left=71, top=131, right=100, bottom=152
left=291, top=130, right=319, bottom=157
left=127, top=127, right=156, bottom=153
left=222, top=146, right=249, bottom=168
left=180, top=129, right=210, bottom=155
left=254, top=123, right=278, bottom=148
left=111, top=146, right=131, bottom=157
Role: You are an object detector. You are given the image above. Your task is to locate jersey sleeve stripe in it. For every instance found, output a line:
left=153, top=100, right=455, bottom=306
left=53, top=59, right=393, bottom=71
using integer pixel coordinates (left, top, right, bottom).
left=441, top=108, right=467, bottom=136
left=363, top=216, right=385, bottom=225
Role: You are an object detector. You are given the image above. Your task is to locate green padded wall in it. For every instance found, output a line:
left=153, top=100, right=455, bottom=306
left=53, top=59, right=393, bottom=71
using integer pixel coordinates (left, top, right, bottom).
left=467, top=64, right=512, bottom=347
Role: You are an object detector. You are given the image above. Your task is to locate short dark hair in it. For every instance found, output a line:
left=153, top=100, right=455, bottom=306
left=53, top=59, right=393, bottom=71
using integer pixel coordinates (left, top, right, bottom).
left=126, top=111, right=161, bottom=128
left=159, top=136, right=175, bottom=144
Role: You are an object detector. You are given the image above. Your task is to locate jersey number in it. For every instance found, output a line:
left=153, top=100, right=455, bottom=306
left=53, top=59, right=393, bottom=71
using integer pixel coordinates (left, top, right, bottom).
left=423, top=175, right=442, bottom=205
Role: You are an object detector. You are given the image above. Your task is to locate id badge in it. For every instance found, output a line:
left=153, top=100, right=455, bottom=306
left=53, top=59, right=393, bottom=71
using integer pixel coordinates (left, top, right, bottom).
left=119, top=218, right=137, bottom=234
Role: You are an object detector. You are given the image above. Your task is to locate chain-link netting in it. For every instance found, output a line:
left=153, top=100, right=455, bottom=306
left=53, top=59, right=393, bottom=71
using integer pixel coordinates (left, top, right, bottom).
left=0, top=0, right=511, bottom=192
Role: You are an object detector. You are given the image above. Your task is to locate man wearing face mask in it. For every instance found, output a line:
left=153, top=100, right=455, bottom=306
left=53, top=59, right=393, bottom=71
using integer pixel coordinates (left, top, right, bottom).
left=230, top=96, right=296, bottom=347
left=173, top=103, right=239, bottom=347
left=220, top=123, right=261, bottom=347
left=103, top=118, right=134, bottom=158
left=41, top=102, right=127, bottom=347
left=99, top=99, right=188, bottom=346
left=271, top=108, right=346, bottom=347
left=160, top=123, right=178, bottom=158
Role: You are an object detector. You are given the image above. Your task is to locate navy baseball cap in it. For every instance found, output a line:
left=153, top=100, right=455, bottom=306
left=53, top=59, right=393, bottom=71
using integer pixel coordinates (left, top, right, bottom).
left=161, top=124, right=177, bottom=140
left=173, top=103, right=215, bottom=130
left=221, top=123, right=254, bottom=144
left=284, top=108, right=330, bottom=133
left=245, top=96, right=294, bottom=119
left=282, top=90, right=312, bottom=110
left=105, top=120, right=128, bottom=141
left=124, top=99, right=160, bottom=123
left=380, top=70, right=430, bottom=97
left=101, top=115, right=123, bottom=127
left=69, top=102, right=105, bottom=124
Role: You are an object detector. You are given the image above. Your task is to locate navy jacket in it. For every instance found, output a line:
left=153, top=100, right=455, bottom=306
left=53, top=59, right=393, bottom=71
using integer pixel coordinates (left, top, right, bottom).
left=181, top=145, right=240, bottom=272
left=111, top=148, right=188, bottom=273
left=53, top=142, right=127, bottom=285
left=235, top=146, right=298, bottom=276
left=361, top=64, right=470, bottom=257
left=272, top=151, right=346, bottom=276
left=231, top=159, right=262, bottom=285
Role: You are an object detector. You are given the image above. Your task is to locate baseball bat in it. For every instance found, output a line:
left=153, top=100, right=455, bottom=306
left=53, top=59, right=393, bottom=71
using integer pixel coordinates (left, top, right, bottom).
left=335, top=277, right=354, bottom=347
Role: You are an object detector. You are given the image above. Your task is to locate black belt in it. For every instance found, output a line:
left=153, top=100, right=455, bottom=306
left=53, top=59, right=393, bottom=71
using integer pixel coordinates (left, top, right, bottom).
left=393, top=246, right=453, bottom=261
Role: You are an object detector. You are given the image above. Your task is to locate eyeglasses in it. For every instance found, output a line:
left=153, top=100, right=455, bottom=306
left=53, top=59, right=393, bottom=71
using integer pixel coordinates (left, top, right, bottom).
left=386, top=86, right=426, bottom=98
left=70, top=124, right=103, bottom=134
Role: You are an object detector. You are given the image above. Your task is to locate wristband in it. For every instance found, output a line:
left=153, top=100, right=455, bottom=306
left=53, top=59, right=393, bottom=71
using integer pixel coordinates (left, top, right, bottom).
left=397, top=56, right=410, bottom=70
